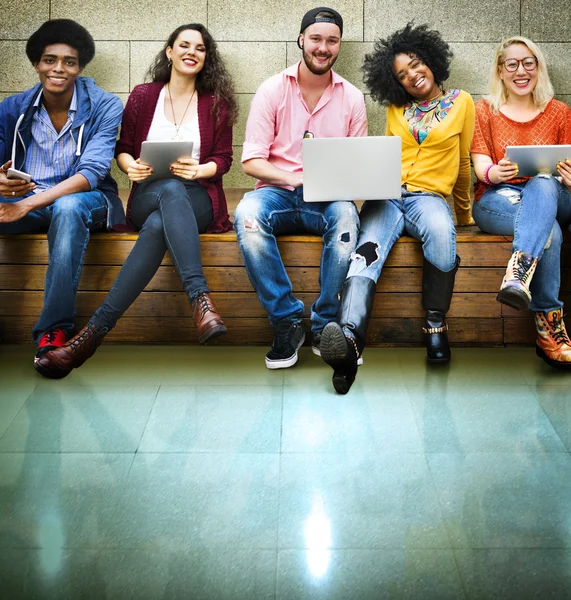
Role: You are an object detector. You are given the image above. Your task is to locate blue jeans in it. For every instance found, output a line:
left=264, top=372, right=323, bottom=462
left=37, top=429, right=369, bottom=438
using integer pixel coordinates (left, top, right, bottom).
left=92, top=179, right=213, bottom=331
left=234, top=186, right=359, bottom=332
left=473, top=176, right=571, bottom=312
left=347, top=190, right=457, bottom=281
left=0, top=191, right=108, bottom=341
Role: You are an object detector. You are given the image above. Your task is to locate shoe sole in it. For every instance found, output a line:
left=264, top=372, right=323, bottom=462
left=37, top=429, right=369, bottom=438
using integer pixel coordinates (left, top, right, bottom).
left=496, top=288, right=530, bottom=311
left=197, top=323, right=228, bottom=344
left=312, top=344, right=364, bottom=366
left=320, top=324, right=350, bottom=368
left=427, top=355, right=451, bottom=365
left=536, top=344, right=571, bottom=371
left=265, top=333, right=306, bottom=369
left=320, top=323, right=359, bottom=395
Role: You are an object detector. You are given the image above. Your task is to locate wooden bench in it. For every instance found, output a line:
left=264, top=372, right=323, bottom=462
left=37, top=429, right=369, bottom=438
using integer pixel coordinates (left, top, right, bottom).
left=1, top=189, right=569, bottom=345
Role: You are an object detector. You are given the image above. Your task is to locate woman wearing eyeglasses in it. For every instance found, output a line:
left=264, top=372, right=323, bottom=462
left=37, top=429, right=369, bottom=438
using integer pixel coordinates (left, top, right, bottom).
left=471, top=36, right=571, bottom=369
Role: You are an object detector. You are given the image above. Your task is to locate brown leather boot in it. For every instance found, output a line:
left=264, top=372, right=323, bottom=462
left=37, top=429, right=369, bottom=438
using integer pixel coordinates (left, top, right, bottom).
left=535, top=308, right=571, bottom=370
left=34, top=322, right=108, bottom=379
left=497, top=250, right=538, bottom=311
left=192, top=292, right=227, bottom=344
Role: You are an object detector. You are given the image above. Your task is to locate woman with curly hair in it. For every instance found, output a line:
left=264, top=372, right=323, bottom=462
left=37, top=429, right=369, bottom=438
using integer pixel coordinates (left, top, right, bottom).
left=320, top=23, right=475, bottom=394
left=36, top=24, right=238, bottom=379
left=471, top=36, right=571, bottom=369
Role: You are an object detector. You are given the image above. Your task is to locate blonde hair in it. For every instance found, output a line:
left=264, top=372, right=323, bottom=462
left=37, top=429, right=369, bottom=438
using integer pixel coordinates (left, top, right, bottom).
left=484, top=36, right=554, bottom=114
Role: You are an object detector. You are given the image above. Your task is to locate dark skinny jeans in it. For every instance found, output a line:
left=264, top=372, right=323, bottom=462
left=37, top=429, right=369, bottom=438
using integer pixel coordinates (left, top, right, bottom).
left=92, top=178, right=213, bottom=331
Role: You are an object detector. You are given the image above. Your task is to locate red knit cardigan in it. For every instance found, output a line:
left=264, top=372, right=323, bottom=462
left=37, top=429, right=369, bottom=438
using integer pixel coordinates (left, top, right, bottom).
left=115, top=82, right=233, bottom=233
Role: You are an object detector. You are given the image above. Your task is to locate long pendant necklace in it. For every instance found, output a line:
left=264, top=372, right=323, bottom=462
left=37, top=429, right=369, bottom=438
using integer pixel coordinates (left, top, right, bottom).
left=167, top=84, right=196, bottom=141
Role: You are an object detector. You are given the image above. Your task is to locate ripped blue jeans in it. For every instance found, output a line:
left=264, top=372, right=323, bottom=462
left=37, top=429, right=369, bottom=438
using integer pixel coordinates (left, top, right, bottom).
left=347, top=190, right=457, bottom=281
left=0, top=190, right=108, bottom=341
left=234, top=186, right=359, bottom=332
left=473, top=175, right=571, bottom=312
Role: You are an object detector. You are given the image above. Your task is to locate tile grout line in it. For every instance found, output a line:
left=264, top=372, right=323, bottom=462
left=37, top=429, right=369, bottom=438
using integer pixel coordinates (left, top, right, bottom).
left=273, top=371, right=286, bottom=595
left=424, top=452, right=468, bottom=580
left=421, top=451, right=468, bottom=595
left=127, top=383, right=162, bottom=474
left=0, top=382, right=38, bottom=444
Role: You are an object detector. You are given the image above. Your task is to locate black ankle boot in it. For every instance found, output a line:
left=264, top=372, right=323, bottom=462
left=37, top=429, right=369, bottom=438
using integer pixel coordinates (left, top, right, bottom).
left=422, top=256, right=460, bottom=364
left=423, top=310, right=450, bottom=363
left=321, top=276, right=376, bottom=394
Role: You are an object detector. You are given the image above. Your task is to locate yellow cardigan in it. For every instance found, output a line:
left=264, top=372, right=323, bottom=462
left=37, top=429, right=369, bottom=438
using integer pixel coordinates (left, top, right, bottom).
left=386, top=89, right=475, bottom=225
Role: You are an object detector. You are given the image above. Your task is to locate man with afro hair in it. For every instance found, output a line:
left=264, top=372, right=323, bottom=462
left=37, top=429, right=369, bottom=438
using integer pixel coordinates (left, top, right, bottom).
left=0, top=19, right=124, bottom=373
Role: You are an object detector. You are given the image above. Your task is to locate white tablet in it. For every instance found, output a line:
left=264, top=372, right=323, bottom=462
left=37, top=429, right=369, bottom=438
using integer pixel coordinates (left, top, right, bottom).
left=505, top=145, right=571, bottom=177
left=139, top=141, right=194, bottom=182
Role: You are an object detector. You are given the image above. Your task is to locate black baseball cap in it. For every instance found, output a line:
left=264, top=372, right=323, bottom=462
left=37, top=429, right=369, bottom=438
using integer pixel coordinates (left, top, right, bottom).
left=299, top=7, right=343, bottom=37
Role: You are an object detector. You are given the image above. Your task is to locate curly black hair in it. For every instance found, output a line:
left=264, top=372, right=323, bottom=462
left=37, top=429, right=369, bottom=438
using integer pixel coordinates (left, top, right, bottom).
left=362, top=23, right=453, bottom=106
left=147, top=24, right=238, bottom=126
left=26, top=19, right=95, bottom=67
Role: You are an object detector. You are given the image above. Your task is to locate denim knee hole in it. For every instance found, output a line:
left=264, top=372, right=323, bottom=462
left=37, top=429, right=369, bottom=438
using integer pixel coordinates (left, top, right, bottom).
left=350, top=241, right=380, bottom=273
left=243, top=217, right=260, bottom=232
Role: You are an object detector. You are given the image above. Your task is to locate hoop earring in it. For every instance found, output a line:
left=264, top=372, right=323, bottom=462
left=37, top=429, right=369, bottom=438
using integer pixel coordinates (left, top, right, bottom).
left=168, top=59, right=172, bottom=68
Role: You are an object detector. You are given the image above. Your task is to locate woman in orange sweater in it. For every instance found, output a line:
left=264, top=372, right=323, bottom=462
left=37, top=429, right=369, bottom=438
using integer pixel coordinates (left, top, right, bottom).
left=471, top=36, right=571, bottom=369
left=320, top=23, right=475, bottom=394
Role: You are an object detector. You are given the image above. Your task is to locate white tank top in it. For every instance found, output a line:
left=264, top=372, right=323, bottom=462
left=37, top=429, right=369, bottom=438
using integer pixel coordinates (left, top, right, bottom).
left=146, top=87, right=201, bottom=160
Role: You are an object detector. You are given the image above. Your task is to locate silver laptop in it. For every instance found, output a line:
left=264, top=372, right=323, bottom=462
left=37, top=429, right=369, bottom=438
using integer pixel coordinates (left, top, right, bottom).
left=506, top=145, right=571, bottom=177
left=302, top=136, right=402, bottom=202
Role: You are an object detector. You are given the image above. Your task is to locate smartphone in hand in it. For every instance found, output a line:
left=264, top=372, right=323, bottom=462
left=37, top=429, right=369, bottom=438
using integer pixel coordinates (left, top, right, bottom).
left=6, top=168, right=31, bottom=183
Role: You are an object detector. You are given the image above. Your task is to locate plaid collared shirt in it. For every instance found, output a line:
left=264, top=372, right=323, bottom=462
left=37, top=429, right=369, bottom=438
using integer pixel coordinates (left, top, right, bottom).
left=23, top=86, right=78, bottom=192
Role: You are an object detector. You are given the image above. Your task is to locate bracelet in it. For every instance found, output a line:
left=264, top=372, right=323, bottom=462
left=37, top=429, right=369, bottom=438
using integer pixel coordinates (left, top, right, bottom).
left=483, top=164, right=495, bottom=186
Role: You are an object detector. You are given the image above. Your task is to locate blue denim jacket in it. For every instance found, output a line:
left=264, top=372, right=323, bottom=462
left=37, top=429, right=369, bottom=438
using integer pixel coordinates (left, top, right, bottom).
left=0, top=76, right=125, bottom=228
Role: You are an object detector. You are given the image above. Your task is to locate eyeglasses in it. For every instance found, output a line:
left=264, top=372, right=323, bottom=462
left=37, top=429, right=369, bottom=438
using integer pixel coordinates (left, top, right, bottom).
left=501, top=57, right=538, bottom=72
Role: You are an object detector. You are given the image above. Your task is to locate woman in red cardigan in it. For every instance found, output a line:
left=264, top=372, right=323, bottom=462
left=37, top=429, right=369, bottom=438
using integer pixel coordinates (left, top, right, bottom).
left=36, top=23, right=237, bottom=379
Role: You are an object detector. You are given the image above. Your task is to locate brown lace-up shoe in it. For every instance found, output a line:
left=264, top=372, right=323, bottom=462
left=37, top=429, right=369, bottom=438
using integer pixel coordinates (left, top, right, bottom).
left=192, top=292, right=227, bottom=344
left=497, top=250, right=538, bottom=311
left=535, top=308, right=571, bottom=370
left=34, top=322, right=108, bottom=379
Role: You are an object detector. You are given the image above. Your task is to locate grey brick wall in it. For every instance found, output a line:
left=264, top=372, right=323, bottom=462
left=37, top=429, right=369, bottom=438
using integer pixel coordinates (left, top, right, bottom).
left=1, top=0, right=570, bottom=188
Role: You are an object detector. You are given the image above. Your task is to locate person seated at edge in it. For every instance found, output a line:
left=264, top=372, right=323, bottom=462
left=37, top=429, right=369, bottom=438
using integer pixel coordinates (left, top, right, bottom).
left=234, top=7, right=367, bottom=370
left=471, top=36, right=571, bottom=369
left=35, top=23, right=237, bottom=379
left=320, top=23, right=475, bottom=394
left=0, top=19, right=124, bottom=371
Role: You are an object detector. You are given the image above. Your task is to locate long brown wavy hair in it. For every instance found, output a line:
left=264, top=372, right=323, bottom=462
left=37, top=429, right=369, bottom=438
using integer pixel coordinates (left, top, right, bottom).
left=146, top=23, right=237, bottom=125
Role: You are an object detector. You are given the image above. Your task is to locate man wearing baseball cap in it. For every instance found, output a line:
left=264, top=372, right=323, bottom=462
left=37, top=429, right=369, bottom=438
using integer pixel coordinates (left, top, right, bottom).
left=235, top=7, right=367, bottom=369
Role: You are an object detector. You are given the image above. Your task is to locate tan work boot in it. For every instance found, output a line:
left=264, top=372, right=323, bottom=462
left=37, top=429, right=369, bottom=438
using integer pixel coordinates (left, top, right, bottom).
left=192, top=292, right=227, bottom=344
left=497, top=251, right=538, bottom=311
left=535, top=308, right=571, bottom=370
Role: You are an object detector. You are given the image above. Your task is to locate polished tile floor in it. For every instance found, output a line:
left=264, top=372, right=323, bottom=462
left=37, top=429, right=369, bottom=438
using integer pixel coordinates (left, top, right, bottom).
left=1, top=344, right=571, bottom=599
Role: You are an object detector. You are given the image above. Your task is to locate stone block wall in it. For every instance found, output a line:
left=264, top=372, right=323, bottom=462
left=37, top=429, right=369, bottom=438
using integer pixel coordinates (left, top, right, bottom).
left=1, top=1, right=570, bottom=188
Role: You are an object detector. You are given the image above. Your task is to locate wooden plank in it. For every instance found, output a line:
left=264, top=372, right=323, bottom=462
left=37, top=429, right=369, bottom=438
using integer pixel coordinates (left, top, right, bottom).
left=0, top=316, right=272, bottom=345
left=0, top=316, right=506, bottom=345
left=366, top=318, right=504, bottom=345
left=501, top=293, right=571, bottom=318
left=0, top=290, right=501, bottom=319
left=0, top=235, right=519, bottom=267
left=503, top=318, right=536, bottom=344
left=0, top=264, right=508, bottom=293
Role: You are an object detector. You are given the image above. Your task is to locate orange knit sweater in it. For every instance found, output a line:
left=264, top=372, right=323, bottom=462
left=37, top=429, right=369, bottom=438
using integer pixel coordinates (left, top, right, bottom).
left=471, top=98, right=571, bottom=200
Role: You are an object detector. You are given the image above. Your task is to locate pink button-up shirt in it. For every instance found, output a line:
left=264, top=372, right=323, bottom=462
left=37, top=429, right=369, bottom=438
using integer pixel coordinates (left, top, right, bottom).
left=242, top=61, right=368, bottom=190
